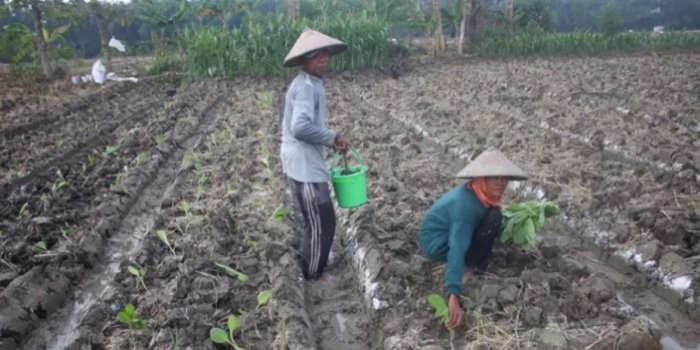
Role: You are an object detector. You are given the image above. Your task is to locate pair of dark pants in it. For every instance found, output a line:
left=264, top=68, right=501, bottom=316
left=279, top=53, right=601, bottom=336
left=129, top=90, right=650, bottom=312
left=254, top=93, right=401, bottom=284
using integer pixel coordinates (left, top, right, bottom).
left=287, top=177, right=337, bottom=280
left=464, top=206, right=502, bottom=273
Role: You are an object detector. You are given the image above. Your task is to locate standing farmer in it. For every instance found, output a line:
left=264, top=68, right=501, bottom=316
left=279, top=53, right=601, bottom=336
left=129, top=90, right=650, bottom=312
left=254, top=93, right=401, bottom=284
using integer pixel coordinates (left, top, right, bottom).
left=418, top=149, right=528, bottom=329
left=280, top=28, right=350, bottom=281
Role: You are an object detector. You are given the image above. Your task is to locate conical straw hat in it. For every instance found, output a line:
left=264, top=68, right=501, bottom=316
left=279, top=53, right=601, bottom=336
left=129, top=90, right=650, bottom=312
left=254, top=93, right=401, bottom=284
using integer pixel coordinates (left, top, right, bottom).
left=283, top=28, right=348, bottom=67
left=455, top=148, right=528, bottom=180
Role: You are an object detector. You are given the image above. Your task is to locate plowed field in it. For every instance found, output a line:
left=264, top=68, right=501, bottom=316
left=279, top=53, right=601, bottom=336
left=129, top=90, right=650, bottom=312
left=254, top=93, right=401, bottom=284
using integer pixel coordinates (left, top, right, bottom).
left=1, top=53, right=699, bottom=350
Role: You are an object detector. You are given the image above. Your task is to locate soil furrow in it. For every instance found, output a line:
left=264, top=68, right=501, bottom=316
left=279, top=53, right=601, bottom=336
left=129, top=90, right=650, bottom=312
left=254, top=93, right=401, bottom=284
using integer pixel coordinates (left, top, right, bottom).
left=16, top=86, right=225, bottom=350
left=0, top=80, right=147, bottom=140
left=0, top=82, right=163, bottom=184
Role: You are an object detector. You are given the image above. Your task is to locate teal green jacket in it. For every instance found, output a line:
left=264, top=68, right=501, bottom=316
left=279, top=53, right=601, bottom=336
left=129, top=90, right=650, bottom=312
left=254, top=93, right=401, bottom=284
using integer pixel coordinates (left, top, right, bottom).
left=418, top=185, right=485, bottom=297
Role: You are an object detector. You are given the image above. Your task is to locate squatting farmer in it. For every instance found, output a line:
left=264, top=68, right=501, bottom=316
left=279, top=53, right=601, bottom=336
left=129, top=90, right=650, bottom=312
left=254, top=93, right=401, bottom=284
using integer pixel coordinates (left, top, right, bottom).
left=418, top=148, right=528, bottom=329
left=280, top=28, right=351, bottom=281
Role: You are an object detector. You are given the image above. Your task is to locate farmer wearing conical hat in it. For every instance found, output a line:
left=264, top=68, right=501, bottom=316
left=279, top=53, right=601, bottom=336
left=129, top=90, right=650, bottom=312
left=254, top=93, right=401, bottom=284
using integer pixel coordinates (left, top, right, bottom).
left=418, top=148, right=528, bottom=329
left=280, top=28, right=350, bottom=281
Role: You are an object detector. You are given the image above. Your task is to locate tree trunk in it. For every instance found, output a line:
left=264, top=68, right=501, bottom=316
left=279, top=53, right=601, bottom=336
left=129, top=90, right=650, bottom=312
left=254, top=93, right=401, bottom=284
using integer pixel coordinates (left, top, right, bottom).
left=475, top=0, right=485, bottom=41
left=94, top=10, right=111, bottom=73
left=492, top=0, right=498, bottom=29
left=31, top=1, right=52, bottom=79
left=507, top=0, right=513, bottom=35
left=431, top=0, right=443, bottom=56
left=458, top=0, right=472, bottom=54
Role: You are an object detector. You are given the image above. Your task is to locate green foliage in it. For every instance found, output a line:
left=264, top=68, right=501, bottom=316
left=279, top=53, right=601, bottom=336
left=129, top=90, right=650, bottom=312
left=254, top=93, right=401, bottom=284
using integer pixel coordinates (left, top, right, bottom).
left=215, top=262, right=250, bottom=282
left=599, top=2, right=623, bottom=37
left=476, top=30, right=700, bottom=57
left=209, top=315, right=245, bottom=349
left=427, top=294, right=449, bottom=323
left=117, top=303, right=148, bottom=329
left=179, top=13, right=391, bottom=77
left=256, top=290, right=271, bottom=309
left=500, top=201, right=561, bottom=249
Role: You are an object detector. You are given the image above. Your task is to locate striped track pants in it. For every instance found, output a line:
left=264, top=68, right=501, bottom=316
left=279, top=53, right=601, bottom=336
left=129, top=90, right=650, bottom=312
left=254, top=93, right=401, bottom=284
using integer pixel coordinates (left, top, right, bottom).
left=287, top=177, right=337, bottom=280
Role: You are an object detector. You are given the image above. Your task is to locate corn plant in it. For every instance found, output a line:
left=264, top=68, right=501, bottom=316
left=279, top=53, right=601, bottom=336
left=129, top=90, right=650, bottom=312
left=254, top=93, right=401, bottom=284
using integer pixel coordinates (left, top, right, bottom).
left=117, top=303, right=148, bottom=329
left=128, top=265, right=148, bottom=291
left=156, top=230, right=177, bottom=256
left=215, top=262, right=249, bottom=282
left=210, top=315, right=245, bottom=350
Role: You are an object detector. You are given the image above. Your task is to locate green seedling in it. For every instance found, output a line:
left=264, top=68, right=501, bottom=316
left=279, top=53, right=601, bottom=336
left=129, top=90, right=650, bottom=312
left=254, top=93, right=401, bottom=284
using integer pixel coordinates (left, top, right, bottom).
left=0, top=230, right=3, bottom=237
left=155, top=135, right=165, bottom=145
left=31, top=241, right=47, bottom=254
left=117, top=303, right=148, bottom=329
left=52, top=169, right=69, bottom=192
left=500, top=200, right=561, bottom=249
left=215, top=262, right=249, bottom=282
left=245, top=239, right=257, bottom=248
left=136, top=152, right=148, bottom=165
left=256, top=290, right=271, bottom=309
left=83, top=154, right=96, bottom=172
left=129, top=127, right=139, bottom=135
left=205, top=134, right=217, bottom=152
left=156, top=230, right=176, bottom=256
left=128, top=265, right=148, bottom=291
left=195, top=185, right=205, bottom=201
left=61, top=222, right=72, bottom=240
left=180, top=200, right=190, bottom=216
left=19, top=203, right=29, bottom=218
left=105, top=141, right=122, bottom=156
left=209, top=315, right=246, bottom=350
left=268, top=205, right=289, bottom=223
left=427, top=294, right=455, bottom=343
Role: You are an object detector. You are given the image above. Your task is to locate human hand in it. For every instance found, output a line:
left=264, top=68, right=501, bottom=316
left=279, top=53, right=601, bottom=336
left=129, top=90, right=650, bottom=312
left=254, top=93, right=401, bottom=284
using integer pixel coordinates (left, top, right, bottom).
left=334, top=133, right=350, bottom=154
left=446, top=294, right=464, bottom=330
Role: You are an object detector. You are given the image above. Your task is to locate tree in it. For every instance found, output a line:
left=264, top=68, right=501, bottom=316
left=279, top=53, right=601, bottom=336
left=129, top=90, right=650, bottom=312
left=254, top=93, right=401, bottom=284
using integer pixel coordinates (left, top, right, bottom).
left=458, top=0, right=471, bottom=53
left=506, top=0, right=513, bottom=35
left=599, top=2, right=622, bottom=36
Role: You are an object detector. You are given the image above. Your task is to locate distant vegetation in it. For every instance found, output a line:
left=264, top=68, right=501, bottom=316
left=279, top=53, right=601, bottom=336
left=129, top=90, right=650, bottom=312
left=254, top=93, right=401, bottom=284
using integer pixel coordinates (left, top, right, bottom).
left=1, top=0, right=699, bottom=80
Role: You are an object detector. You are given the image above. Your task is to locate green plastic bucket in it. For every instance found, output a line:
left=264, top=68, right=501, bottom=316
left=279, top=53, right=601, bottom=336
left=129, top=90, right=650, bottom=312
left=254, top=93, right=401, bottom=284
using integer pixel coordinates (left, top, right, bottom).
left=330, top=147, right=368, bottom=209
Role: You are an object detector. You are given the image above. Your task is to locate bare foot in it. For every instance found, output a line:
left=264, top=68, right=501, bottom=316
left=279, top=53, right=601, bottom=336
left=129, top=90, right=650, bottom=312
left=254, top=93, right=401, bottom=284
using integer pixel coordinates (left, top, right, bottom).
left=462, top=270, right=474, bottom=286
left=319, top=273, right=330, bottom=281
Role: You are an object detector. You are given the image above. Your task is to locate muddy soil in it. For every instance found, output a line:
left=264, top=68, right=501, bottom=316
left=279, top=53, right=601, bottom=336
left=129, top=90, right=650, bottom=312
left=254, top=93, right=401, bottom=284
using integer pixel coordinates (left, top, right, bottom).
left=0, top=80, right=165, bottom=183
left=343, top=55, right=700, bottom=314
left=0, top=80, right=224, bottom=348
left=3, top=54, right=700, bottom=350
left=316, top=78, right=697, bottom=349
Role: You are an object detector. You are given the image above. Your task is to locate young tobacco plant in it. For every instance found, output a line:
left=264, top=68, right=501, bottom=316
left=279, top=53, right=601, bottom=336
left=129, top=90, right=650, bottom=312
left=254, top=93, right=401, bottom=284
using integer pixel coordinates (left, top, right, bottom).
left=256, top=290, right=271, bottom=309
left=215, top=262, right=249, bottom=282
left=156, top=230, right=177, bottom=256
left=500, top=200, right=561, bottom=249
left=117, top=303, right=147, bottom=329
left=427, top=294, right=455, bottom=344
left=128, top=265, right=148, bottom=291
left=210, top=315, right=246, bottom=350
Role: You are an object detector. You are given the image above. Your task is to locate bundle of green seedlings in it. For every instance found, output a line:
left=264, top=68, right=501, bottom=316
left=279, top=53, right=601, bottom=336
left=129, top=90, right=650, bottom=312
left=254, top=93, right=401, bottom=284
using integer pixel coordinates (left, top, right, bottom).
left=500, top=200, right=560, bottom=249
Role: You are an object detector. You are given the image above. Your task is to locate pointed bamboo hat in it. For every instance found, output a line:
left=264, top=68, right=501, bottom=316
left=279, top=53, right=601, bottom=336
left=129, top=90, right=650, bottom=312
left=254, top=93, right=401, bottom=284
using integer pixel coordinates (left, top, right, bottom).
left=283, top=28, right=348, bottom=67
left=455, top=148, right=528, bottom=180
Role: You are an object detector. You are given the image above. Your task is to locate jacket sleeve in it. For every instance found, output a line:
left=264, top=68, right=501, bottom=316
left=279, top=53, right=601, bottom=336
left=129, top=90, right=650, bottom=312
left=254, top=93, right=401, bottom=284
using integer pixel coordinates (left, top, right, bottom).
left=290, top=84, right=337, bottom=147
left=445, top=215, right=477, bottom=297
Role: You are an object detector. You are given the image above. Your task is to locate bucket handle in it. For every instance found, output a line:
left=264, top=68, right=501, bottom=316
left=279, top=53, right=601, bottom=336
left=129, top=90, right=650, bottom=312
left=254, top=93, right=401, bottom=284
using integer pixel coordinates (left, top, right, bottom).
left=330, top=147, right=364, bottom=172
